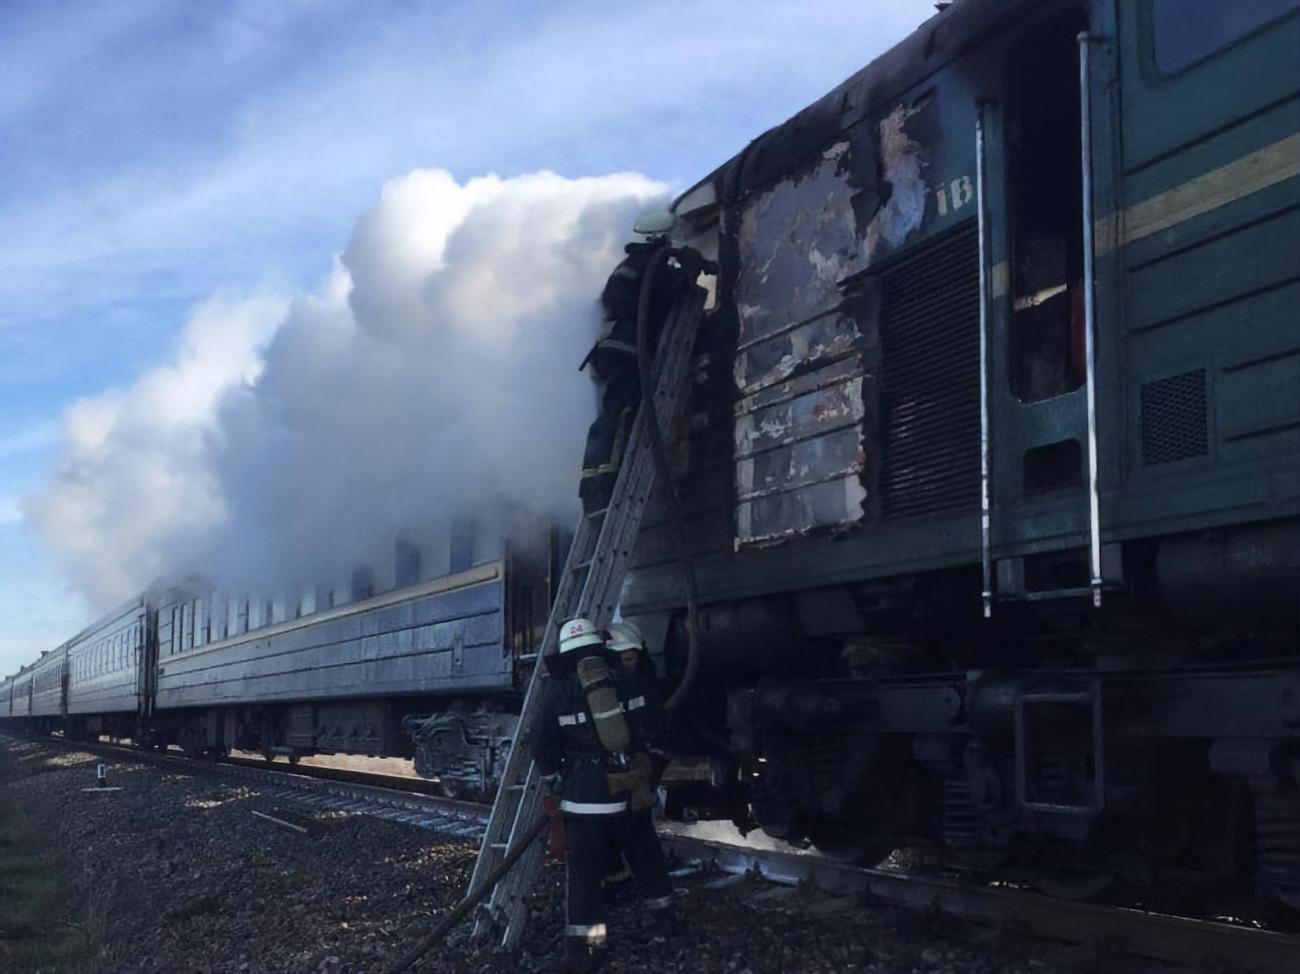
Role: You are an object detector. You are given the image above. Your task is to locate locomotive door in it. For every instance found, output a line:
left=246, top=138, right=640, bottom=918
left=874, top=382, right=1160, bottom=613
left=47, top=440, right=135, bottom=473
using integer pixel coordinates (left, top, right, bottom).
left=978, top=1, right=1121, bottom=612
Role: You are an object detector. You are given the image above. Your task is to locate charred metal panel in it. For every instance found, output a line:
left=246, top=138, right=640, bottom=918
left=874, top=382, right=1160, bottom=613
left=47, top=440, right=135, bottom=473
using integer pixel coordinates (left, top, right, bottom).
left=734, top=143, right=861, bottom=352
left=862, top=100, right=935, bottom=266
left=729, top=94, right=944, bottom=545
left=732, top=141, right=868, bottom=544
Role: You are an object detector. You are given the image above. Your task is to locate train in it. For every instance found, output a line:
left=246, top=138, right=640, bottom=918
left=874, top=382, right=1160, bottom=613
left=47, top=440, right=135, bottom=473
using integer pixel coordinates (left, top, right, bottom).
left=2, top=513, right=564, bottom=798
left=4, top=0, right=1297, bottom=914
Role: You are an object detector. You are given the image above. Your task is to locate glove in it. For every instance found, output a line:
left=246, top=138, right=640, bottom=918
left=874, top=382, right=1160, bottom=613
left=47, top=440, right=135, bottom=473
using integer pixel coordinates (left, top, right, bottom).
left=671, top=247, right=718, bottom=277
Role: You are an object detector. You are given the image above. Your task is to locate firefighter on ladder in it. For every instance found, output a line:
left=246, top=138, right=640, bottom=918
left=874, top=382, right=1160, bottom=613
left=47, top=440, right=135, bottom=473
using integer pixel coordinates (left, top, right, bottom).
left=578, top=209, right=716, bottom=514
left=533, top=617, right=675, bottom=972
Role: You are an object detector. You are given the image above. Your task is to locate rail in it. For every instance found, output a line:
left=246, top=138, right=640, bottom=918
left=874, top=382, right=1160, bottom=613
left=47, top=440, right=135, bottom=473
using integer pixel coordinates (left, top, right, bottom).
left=660, top=831, right=1300, bottom=973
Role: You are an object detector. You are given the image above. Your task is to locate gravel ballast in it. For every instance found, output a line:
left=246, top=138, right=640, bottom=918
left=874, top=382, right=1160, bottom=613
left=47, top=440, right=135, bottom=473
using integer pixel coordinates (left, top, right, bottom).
left=1, top=737, right=1162, bottom=973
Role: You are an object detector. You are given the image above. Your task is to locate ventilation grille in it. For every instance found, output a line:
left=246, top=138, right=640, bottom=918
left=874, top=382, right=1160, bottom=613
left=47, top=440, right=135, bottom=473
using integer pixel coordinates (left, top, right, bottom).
left=880, top=223, right=981, bottom=518
left=1141, top=369, right=1208, bottom=465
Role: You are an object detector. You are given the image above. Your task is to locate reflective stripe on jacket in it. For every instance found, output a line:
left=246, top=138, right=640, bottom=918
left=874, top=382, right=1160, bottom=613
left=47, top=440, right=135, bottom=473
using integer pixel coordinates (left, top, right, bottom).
left=531, top=657, right=668, bottom=814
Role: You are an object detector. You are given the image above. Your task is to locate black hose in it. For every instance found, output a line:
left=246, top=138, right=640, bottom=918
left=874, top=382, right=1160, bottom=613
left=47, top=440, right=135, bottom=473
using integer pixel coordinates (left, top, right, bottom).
left=634, top=248, right=702, bottom=714
left=386, top=814, right=550, bottom=974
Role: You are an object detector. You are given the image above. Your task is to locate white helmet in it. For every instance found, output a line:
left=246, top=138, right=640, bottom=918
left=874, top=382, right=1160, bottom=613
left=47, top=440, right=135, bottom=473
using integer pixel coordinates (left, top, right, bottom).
left=559, top=617, right=604, bottom=654
left=606, top=621, right=645, bottom=653
left=632, top=208, right=674, bottom=244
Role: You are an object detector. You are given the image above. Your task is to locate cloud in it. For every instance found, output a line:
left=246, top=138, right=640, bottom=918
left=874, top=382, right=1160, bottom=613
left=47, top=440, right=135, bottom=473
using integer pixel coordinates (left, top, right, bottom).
left=28, top=167, right=665, bottom=605
left=25, top=293, right=286, bottom=602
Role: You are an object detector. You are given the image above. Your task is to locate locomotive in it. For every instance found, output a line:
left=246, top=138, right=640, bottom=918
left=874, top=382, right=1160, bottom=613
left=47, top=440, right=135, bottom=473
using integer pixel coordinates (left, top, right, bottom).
left=616, top=0, right=1300, bottom=911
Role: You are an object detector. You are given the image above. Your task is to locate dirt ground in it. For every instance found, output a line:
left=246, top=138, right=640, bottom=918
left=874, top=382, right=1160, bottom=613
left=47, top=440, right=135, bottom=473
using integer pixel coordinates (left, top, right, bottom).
left=0, top=735, right=1169, bottom=974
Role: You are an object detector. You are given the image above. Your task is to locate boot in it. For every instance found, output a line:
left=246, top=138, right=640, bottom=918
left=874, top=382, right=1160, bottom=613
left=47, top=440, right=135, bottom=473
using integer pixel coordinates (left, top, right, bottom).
left=538, top=936, right=602, bottom=973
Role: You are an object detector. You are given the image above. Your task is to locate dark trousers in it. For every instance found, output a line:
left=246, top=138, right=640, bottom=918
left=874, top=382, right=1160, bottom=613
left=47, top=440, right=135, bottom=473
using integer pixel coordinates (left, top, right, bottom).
left=563, top=810, right=673, bottom=943
left=579, top=369, right=641, bottom=514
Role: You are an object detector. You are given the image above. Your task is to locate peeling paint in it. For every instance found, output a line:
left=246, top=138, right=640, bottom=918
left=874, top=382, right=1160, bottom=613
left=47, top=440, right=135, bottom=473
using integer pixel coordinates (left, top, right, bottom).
left=863, top=102, right=930, bottom=262
left=729, top=100, right=938, bottom=547
left=734, top=152, right=860, bottom=356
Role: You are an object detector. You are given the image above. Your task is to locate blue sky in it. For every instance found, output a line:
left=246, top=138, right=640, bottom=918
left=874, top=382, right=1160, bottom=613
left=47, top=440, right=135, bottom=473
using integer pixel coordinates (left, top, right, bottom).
left=0, top=0, right=936, bottom=674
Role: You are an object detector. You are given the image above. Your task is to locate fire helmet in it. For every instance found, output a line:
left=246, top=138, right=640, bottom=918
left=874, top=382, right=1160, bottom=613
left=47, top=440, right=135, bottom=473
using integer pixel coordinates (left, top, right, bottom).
left=606, top=621, right=646, bottom=653
left=559, top=617, right=605, bottom=654
left=632, top=208, right=675, bottom=243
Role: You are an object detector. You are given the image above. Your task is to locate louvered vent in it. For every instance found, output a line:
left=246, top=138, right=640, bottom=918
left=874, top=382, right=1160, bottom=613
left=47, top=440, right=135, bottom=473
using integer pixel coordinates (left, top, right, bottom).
left=880, top=223, right=981, bottom=518
left=1141, top=369, right=1207, bottom=465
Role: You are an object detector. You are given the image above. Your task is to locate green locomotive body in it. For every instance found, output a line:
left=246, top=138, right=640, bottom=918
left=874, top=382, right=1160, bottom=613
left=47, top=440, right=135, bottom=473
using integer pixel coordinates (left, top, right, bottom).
left=627, top=0, right=1300, bottom=908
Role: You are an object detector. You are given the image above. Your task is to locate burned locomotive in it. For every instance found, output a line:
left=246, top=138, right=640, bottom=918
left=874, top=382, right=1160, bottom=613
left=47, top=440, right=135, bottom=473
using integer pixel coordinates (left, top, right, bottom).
left=624, top=0, right=1300, bottom=909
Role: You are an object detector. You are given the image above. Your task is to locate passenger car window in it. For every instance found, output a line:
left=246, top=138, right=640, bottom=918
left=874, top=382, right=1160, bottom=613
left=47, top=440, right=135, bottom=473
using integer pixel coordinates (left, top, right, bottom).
left=1152, top=0, right=1299, bottom=74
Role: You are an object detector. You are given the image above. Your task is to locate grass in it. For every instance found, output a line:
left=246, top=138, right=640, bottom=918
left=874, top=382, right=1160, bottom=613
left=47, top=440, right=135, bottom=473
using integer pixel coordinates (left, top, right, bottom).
left=0, top=806, right=94, bottom=973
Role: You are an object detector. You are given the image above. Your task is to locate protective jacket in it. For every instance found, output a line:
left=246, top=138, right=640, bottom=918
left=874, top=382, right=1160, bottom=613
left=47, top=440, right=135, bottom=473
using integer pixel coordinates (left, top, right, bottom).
left=533, top=656, right=668, bottom=815
left=583, top=242, right=713, bottom=380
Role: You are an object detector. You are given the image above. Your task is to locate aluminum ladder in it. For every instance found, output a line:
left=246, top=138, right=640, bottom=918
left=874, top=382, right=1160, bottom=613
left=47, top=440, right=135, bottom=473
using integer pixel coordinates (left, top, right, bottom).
left=468, top=291, right=705, bottom=949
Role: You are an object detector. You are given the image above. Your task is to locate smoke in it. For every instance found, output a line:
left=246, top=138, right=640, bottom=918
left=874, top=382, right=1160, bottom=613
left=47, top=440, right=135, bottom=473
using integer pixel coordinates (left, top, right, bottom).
left=28, top=168, right=667, bottom=606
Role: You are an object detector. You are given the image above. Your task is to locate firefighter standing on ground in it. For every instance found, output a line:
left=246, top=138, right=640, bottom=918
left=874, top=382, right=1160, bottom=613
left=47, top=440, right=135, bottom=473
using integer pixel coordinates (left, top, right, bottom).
left=602, top=622, right=661, bottom=890
left=579, top=209, right=716, bottom=514
left=533, top=617, right=675, bottom=972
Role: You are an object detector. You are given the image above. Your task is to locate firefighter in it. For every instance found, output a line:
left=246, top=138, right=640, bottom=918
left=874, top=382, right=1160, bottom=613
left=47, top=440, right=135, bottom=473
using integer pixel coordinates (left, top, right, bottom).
left=606, top=621, right=658, bottom=689
left=533, top=617, right=675, bottom=972
left=602, top=621, right=660, bottom=891
left=578, top=210, right=716, bottom=514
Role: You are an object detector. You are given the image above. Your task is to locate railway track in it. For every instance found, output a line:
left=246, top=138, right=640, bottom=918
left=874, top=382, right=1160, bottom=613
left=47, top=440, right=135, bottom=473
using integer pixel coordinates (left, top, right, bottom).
left=25, top=733, right=487, bottom=836
left=658, top=830, right=1300, bottom=974
left=14, top=733, right=1300, bottom=972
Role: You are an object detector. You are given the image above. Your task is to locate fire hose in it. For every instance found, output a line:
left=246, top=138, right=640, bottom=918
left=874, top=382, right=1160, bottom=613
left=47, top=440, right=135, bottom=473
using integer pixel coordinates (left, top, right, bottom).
left=635, top=247, right=703, bottom=714
left=385, top=813, right=550, bottom=974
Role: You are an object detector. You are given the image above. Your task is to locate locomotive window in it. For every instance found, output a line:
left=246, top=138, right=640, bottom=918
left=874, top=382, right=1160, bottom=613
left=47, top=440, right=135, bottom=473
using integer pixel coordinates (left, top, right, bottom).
left=1152, top=0, right=1299, bottom=74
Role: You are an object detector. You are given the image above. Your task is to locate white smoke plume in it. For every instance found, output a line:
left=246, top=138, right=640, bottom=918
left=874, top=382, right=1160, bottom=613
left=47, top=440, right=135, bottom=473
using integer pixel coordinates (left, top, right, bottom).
left=28, top=168, right=667, bottom=607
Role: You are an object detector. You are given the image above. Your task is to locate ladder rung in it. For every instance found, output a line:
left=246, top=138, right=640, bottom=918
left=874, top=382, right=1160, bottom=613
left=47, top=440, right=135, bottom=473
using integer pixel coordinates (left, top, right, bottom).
left=490, top=842, right=508, bottom=850
left=570, top=559, right=593, bottom=573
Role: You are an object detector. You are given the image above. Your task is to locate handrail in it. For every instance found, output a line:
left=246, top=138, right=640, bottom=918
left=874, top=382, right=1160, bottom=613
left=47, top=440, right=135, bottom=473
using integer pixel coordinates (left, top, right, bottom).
left=975, top=101, right=994, bottom=619
left=1078, top=32, right=1103, bottom=609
